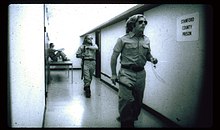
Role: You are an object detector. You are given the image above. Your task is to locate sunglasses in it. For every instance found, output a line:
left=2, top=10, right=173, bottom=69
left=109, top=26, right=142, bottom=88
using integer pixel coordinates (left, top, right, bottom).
left=87, top=37, right=93, bottom=40
left=138, top=20, right=147, bottom=25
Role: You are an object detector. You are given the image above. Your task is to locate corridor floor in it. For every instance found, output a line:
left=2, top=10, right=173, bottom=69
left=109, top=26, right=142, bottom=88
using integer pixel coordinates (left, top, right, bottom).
left=43, top=70, right=169, bottom=128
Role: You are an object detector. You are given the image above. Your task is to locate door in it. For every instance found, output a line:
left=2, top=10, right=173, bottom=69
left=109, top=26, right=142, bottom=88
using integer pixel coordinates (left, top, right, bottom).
left=95, top=30, right=101, bottom=78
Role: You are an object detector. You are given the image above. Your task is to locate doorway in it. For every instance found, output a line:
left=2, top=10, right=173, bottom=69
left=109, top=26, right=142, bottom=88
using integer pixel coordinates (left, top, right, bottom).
left=95, top=30, right=101, bottom=78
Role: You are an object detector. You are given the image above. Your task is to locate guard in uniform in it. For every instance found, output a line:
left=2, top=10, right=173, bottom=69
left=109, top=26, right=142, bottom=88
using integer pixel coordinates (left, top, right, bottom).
left=110, top=14, right=158, bottom=127
left=76, top=34, right=98, bottom=98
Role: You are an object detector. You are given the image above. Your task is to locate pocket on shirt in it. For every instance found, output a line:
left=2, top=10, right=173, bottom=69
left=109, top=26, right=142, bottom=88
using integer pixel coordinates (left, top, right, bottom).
left=124, top=43, right=138, bottom=55
left=125, top=43, right=137, bottom=49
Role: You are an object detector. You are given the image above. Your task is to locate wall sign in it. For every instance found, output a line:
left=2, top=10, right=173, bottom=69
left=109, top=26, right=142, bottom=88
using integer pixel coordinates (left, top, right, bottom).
left=177, top=12, right=199, bottom=41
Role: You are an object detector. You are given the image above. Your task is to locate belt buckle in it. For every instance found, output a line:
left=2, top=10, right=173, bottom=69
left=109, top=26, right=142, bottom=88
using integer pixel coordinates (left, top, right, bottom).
left=130, top=65, right=137, bottom=71
left=131, top=65, right=143, bottom=72
left=133, top=67, right=139, bottom=71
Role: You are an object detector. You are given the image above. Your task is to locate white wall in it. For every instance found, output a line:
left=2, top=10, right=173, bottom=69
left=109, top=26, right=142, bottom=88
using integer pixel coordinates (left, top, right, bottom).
left=101, top=21, right=126, bottom=89
left=99, top=4, right=212, bottom=127
left=9, top=4, right=45, bottom=127
left=45, top=4, right=137, bottom=69
left=143, top=4, right=208, bottom=127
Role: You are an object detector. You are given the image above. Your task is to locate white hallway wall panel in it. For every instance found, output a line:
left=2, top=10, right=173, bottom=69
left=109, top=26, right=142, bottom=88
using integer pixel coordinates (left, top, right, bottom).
left=143, top=4, right=211, bottom=127
left=9, top=4, right=45, bottom=127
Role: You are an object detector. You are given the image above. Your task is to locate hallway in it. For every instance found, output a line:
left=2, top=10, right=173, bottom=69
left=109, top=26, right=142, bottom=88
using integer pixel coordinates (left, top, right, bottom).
left=8, top=4, right=212, bottom=128
left=43, top=69, right=169, bottom=128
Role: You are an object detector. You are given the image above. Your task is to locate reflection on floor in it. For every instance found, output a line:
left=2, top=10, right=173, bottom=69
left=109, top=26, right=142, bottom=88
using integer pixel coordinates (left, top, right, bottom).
left=43, top=70, right=169, bottom=128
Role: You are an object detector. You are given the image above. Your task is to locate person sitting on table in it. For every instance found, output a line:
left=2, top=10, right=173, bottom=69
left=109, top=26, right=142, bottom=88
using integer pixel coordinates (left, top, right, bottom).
left=48, top=43, right=70, bottom=62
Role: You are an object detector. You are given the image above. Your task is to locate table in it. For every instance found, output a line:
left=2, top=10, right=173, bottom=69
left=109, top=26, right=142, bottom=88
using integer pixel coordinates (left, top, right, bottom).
left=48, top=61, right=73, bottom=83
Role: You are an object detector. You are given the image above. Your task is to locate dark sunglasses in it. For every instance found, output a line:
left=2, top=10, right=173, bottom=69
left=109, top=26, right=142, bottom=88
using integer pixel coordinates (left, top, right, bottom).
left=87, top=37, right=93, bottom=40
left=138, top=20, right=147, bottom=25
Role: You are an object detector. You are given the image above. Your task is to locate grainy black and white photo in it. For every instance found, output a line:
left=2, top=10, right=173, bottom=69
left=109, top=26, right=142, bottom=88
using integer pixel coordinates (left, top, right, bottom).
left=7, top=4, right=213, bottom=128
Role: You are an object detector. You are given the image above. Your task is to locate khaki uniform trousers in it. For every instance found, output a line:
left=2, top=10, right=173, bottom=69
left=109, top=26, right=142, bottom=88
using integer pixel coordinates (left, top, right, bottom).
left=83, top=60, right=96, bottom=87
left=118, top=68, right=146, bottom=122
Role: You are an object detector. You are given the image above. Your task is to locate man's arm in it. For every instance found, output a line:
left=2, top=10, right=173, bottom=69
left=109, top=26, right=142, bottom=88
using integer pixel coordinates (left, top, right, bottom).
left=147, top=53, right=158, bottom=64
left=56, top=48, right=64, bottom=51
left=76, top=46, right=83, bottom=58
left=110, top=51, right=120, bottom=85
left=76, top=54, right=82, bottom=58
left=51, top=48, right=64, bottom=52
left=86, top=44, right=98, bottom=50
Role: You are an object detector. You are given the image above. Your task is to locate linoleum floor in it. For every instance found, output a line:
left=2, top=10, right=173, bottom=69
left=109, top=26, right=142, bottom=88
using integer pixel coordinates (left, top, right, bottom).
left=43, top=70, right=168, bottom=128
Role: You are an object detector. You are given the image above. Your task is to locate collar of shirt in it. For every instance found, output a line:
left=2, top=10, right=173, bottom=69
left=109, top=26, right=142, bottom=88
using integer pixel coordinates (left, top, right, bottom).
left=128, top=32, right=144, bottom=38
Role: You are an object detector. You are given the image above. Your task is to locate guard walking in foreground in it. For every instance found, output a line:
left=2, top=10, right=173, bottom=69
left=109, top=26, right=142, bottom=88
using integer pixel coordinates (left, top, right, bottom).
left=110, top=14, right=158, bottom=128
left=76, top=34, right=98, bottom=98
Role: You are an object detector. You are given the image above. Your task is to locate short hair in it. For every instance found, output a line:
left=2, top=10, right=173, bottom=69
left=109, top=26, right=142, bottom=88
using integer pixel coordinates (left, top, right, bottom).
left=49, top=43, right=54, bottom=48
left=126, top=14, right=147, bottom=33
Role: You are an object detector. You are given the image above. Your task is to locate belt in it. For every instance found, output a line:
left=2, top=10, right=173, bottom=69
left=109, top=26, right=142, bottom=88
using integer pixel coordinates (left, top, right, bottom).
left=121, top=64, right=144, bottom=72
left=84, top=59, right=95, bottom=61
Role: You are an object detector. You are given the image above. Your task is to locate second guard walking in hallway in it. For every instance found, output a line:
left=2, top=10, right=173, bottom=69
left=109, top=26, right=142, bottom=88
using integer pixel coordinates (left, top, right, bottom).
left=76, top=34, right=98, bottom=98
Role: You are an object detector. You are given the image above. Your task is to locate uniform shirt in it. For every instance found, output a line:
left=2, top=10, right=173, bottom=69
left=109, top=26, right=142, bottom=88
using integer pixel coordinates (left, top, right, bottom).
left=48, top=48, right=56, bottom=59
left=76, top=44, right=98, bottom=60
left=113, top=32, right=152, bottom=67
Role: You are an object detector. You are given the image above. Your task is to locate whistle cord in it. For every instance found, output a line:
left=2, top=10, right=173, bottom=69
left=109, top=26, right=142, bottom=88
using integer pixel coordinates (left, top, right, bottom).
left=151, top=64, right=166, bottom=84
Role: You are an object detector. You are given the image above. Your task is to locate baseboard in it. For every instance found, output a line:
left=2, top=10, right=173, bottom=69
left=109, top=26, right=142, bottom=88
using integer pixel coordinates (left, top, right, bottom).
left=42, top=102, right=47, bottom=128
left=141, top=104, right=181, bottom=127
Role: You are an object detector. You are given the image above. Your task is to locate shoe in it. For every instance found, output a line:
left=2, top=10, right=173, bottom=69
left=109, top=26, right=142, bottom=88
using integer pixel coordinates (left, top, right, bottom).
left=85, top=87, right=91, bottom=98
left=85, top=90, right=91, bottom=98
left=84, top=86, right=89, bottom=91
left=116, top=116, right=120, bottom=122
left=117, top=116, right=137, bottom=122
left=121, top=121, right=134, bottom=128
left=86, top=92, right=91, bottom=98
left=134, top=117, right=138, bottom=121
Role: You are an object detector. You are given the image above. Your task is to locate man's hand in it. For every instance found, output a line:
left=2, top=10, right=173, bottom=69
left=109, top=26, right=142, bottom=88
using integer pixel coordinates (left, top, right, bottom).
left=151, top=57, right=158, bottom=64
left=111, top=75, right=117, bottom=85
left=81, top=53, right=85, bottom=57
